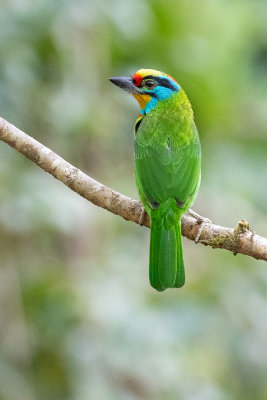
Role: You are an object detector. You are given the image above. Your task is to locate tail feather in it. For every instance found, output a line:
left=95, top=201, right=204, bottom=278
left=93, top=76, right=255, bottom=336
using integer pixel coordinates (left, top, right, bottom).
left=149, top=224, right=164, bottom=291
left=174, top=219, right=185, bottom=288
left=149, top=205, right=185, bottom=291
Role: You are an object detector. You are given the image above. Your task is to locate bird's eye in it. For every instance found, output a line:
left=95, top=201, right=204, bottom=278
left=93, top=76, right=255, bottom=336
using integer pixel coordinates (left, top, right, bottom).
left=143, top=79, right=156, bottom=89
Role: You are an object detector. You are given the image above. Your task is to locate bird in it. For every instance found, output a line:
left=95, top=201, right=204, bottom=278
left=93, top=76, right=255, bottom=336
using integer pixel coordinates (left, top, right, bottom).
left=109, top=69, right=201, bottom=291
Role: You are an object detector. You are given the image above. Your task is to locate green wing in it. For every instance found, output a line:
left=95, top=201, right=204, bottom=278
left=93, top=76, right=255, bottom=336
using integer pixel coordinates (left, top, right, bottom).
left=134, top=117, right=201, bottom=213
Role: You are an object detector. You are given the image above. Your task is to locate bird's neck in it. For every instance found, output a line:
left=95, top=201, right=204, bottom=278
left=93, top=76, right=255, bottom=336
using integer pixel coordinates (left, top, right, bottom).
left=139, top=97, right=158, bottom=115
left=138, top=90, right=193, bottom=119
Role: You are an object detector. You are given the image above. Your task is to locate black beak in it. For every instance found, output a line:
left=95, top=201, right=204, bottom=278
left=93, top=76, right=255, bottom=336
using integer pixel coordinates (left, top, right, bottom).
left=109, top=76, right=141, bottom=94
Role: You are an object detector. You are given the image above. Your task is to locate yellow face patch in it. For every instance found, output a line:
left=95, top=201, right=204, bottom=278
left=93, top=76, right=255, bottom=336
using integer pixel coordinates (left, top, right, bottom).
left=132, top=93, right=151, bottom=109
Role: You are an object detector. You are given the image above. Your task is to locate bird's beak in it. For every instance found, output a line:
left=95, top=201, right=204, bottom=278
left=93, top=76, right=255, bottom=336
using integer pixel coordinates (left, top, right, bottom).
left=109, top=76, right=141, bottom=95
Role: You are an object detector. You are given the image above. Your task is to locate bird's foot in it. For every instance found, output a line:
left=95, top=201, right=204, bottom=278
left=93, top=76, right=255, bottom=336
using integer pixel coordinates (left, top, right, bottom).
left=187, top=209, right=212, bottom=243
left=138, top=207, right=147, bottom=226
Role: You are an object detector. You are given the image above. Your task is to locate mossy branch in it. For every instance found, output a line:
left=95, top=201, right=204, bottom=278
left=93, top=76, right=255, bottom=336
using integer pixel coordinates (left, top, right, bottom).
left=0, top=117, right=267, bottom=262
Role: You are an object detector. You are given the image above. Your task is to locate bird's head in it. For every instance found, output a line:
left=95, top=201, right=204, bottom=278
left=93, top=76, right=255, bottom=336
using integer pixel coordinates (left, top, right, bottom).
left=109, top=68, right=181, bottom=115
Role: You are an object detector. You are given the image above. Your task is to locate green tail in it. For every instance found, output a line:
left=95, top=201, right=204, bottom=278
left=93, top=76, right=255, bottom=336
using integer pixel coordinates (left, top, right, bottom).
left=149, top=202, right=185, bottom=292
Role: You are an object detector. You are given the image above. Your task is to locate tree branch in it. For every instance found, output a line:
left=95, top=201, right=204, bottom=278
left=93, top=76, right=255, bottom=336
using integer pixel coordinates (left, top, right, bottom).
left=0, top=117, right=266, bottom=262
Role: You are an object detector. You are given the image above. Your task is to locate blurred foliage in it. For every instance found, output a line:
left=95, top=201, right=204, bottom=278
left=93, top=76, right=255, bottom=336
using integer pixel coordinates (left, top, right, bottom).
left=0, top=0, right=267, bottom=399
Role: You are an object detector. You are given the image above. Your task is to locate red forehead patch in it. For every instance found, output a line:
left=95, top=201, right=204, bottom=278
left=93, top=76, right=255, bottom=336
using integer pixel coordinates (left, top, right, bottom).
left=132, top=73, right=143, bottom=87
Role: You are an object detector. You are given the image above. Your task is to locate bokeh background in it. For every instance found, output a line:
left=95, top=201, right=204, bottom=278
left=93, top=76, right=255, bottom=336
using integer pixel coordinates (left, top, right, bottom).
left=1, top=1, right=267, bottom=399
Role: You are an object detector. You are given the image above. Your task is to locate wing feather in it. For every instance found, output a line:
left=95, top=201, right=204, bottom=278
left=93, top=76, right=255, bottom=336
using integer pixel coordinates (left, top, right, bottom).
left=135, top=119, right=201, bottom=211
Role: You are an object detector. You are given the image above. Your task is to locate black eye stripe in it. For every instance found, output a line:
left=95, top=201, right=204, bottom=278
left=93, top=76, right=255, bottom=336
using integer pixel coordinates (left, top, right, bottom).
left=155, top=77, right=177, bottom=90
left=142, top=91, right=158, bottom=97
left=142, top=75, right=177, bottom=91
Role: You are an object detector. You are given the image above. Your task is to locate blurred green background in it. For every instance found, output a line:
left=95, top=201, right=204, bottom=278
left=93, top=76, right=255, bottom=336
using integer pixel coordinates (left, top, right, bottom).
left=1, top=0, right=267, bottom=399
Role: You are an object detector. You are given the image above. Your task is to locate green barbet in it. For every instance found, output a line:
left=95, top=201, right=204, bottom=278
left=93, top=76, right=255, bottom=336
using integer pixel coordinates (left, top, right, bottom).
left=110, top=69, right=201, bottom=291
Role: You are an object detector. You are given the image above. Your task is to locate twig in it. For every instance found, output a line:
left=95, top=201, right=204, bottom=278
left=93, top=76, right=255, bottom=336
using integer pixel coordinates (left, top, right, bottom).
left=0, top=117, right=267, bottom=262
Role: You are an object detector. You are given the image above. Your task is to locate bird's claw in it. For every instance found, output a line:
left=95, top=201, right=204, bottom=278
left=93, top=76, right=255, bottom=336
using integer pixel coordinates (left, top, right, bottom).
left=138, top=207, right=147, bottom=226
left=187, top=209, right=212, bottom=243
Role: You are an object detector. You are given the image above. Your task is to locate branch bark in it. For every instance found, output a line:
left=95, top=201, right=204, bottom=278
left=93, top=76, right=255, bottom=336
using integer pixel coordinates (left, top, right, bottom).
left=0, top=117, right=267, bottom=262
